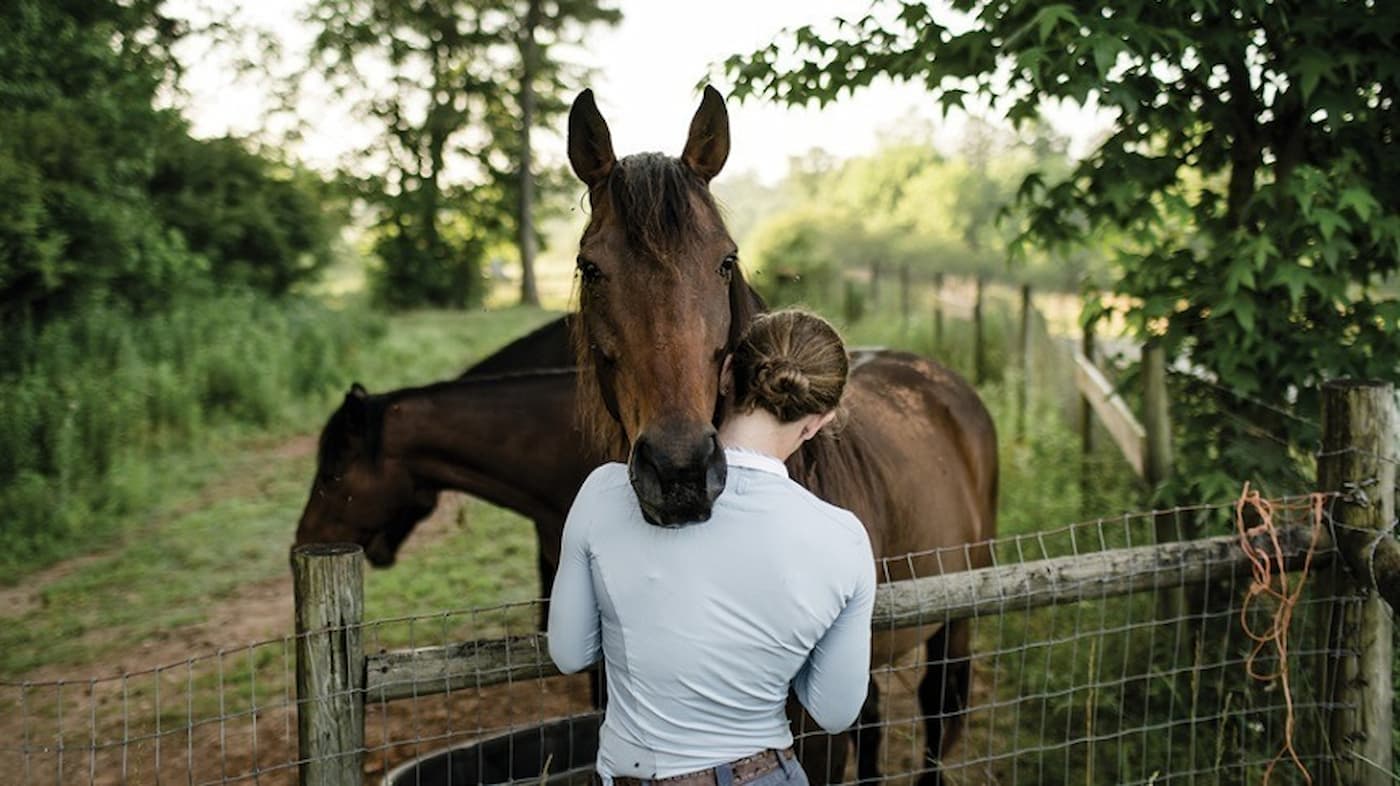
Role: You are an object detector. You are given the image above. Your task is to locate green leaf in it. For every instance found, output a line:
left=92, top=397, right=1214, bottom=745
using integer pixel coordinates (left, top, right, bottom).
left=1224, top=259, right=1255, bottom=293
left=1313, top=208, right=1350, bottom=241
left=1296, top=50, right=1331, bottom=103
left=1269, top=263, right=1312, bottom=307
left=1034, top=5, right=1076, bottom=43
left=1337, top=187, right=1377, bottom=222
left=1091, top=37, right=1118, bottom=77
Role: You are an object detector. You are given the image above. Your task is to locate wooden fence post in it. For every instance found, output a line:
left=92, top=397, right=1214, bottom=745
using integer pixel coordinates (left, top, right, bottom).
left=1017, top=284, right=1032, bottom=439
left=932, top=272, right=945, bottom=353
left=1318, top=381, right=1395, bottom=786
left=973, top=275, right=986, bottom=386
left=1079, top=315, right=1096, bottom=514
left=293, top=543, right=366, bottom=786
left=1142, top=343, right=1172, bottom=492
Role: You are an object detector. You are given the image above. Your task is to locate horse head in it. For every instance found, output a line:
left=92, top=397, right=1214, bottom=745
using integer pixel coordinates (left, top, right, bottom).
left=568, top=86, right=761, bottom=526
left=293, top=383, right=439, bottom=566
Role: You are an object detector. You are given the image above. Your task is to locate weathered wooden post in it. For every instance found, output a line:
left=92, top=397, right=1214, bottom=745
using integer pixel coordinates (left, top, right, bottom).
left=1143, top=342, right=1173, bottom=530
left=1318, top=380, right=1395, bottom=786
left=932, top=272, right=945, bottom=353
left=1079, top=314, right=1096, bottom=515
left=1141, top=342, right=1179, bottom=617
left=293, top=543, right=366, bottom=786
left=1017, top=283, right=1032, bottom=439
left=972, top=275, right=986, bottom=386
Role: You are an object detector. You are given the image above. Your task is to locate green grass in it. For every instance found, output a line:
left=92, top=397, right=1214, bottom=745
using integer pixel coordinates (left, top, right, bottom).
left=0, top=305, right=558, bottom=679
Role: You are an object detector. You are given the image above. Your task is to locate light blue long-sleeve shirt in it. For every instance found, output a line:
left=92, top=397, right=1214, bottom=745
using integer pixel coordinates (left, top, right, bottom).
left=547, top=448, right=876, bottom=780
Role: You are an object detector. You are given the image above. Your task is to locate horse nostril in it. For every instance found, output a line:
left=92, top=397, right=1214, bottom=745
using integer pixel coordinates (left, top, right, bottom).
left=629, top=435, right=664, bottom=490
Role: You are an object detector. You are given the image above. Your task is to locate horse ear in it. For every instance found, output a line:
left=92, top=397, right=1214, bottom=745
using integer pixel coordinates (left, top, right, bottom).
left=682, top=85, right=730, bottom=183
left=348, top=383, right=369, bottom=400
left=568, top=89, right=616, bottom=189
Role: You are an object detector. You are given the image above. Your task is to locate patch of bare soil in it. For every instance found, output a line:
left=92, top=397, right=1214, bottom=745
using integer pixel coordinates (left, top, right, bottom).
left=0, top=435, right=320, bottom=622
left=15, top=489, right=472, bottom=687
left=7, top=672, right=596, bottom=786
left=5, top=631, right=1019, bottom=786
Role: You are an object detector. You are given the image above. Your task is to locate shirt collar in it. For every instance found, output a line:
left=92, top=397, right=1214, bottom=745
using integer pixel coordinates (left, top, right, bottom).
left=723, top=446, right=789, bottom=479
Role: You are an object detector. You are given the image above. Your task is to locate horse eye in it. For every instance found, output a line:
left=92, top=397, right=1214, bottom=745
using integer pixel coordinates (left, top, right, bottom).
left=577, top=258, right=603, bottom=283
left=719, top=253, right=737, bottom=277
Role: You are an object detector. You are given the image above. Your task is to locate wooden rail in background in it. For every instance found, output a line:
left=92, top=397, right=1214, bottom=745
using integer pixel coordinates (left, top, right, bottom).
left=1072, top=346, right=1147, bottom=480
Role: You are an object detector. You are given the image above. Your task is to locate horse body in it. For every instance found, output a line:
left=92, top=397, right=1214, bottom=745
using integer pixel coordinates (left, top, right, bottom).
left=294, top=370, right=608, bottom=575
left=566, top=87, right=998, bottom=786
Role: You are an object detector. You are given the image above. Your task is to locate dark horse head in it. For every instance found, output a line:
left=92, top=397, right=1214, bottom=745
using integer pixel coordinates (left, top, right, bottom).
left=568, top=86, right=761, bottom=526
left=294, top=384, right=438, bottom=566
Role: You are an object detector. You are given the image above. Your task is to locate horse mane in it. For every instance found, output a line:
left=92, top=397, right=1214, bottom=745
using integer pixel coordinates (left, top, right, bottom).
left=572, top=152, right=765, bottom=456
left=320, top=369, right=586, bottom=471
left=587, top=153, right=721, bottom=264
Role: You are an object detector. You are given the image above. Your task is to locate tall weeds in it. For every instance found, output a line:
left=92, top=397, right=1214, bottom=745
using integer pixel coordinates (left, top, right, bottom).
left=0, top=294, right=382, bottom=572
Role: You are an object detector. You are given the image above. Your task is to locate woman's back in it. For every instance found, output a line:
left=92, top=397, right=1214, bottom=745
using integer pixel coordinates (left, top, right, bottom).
left=549, top=452, right=874, bottom=778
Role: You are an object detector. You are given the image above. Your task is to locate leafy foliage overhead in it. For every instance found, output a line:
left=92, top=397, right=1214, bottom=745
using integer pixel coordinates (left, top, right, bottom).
left=725, top=0, right=1400, bottom=501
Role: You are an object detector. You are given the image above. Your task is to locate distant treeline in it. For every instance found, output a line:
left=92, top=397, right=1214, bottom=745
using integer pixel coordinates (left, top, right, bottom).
left=715, top=124, right=1109, bottom=309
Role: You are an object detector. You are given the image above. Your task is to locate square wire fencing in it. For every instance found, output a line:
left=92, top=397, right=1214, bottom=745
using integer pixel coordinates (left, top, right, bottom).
left=2, top=496, right=1385, bottom=786
left=4, top=382, right=1394, bottom=786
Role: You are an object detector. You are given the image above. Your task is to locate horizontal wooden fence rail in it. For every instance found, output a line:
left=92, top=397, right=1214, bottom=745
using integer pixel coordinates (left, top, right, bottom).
left=359, top=523, right=1330, bottom=702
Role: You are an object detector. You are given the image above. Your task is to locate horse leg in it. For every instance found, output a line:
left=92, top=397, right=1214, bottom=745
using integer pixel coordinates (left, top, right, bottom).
left=846, top=676, right=882, bottom=784
left=917, top=621, right=971, bottom=786
left=788, top=695, right=847, bottom=785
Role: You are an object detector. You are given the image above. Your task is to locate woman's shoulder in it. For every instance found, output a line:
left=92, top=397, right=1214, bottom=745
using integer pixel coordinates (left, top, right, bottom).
left=777, top=478, right=868, bottom=544
left=580, top=462, right=631, bottom=496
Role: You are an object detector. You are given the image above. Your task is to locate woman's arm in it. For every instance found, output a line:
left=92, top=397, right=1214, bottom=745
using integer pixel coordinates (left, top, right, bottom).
left=793, top=551, right=876, bottom=734
left=546, top=481, right=604, bottom=674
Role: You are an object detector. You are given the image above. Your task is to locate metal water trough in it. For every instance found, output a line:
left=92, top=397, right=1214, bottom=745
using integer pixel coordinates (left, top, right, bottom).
left=384, top=713, right=602, bottom=786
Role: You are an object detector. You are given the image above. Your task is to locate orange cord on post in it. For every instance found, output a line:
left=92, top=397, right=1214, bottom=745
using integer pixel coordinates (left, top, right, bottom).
left=1234, top=483, right=1326, bottom=786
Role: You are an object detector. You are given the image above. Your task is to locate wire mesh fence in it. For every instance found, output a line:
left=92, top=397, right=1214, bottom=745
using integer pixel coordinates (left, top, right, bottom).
left=5, top=493, right=1380, bottom=786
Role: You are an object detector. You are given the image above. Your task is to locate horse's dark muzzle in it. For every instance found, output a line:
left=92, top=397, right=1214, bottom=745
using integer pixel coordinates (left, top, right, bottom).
left=629, top=426, right=726, bottom=527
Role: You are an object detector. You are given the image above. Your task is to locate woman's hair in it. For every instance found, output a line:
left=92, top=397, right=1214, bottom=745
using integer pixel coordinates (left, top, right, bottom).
left=730, top=309, right=849, bottom=423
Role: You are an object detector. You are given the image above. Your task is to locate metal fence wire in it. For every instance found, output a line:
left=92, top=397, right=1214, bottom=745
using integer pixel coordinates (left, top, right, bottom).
left=5, top=494, right=1381, bottom=786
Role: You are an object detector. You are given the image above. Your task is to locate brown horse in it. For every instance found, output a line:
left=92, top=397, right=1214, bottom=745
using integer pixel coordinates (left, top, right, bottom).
left=567, top=87, right=998, bottom=786
left=292, top=369, right=609, bottom=576
left=293, top=313, right=609, bottom=602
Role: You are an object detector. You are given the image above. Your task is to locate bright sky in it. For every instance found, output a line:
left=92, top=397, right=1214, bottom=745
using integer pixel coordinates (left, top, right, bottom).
left=179, top=0, right=1111, bottom=184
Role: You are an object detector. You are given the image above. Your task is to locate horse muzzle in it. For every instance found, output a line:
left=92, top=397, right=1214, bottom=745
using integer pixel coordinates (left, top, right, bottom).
left=628, top=424, right=726, bottom=527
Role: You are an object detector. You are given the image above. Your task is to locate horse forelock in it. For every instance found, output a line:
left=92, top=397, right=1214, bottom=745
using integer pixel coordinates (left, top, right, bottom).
left=592, top=153, right=721, bottom=265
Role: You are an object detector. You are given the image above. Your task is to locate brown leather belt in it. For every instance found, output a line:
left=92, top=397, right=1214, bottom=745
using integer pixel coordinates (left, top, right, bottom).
left=612, top=747, right=797, bottom=786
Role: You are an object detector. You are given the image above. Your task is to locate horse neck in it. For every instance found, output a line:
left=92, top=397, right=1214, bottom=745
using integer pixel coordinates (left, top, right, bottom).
left=380, top=374, right=590, bottom=519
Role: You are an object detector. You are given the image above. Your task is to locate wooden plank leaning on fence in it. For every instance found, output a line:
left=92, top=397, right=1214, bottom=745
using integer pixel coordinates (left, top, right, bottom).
left=1316, top=380, right=1396, bottom=786
left=293, top=543, right=366, bottom=786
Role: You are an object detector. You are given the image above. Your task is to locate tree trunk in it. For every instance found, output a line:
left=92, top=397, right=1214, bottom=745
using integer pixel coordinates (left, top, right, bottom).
left=517, top=0, right=542, bottom=307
